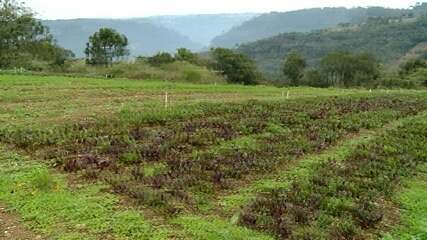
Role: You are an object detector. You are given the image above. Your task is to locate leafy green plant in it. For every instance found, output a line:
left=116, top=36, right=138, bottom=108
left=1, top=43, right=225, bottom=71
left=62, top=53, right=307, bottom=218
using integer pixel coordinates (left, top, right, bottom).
left=30, top=169, right=58, bottom=192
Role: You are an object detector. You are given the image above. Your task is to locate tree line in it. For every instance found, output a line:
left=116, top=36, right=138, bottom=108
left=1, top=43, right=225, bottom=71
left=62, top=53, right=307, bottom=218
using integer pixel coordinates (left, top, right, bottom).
left=283, top=51, right=427, bottom=88
left=283, top=51, right=380, bottom=87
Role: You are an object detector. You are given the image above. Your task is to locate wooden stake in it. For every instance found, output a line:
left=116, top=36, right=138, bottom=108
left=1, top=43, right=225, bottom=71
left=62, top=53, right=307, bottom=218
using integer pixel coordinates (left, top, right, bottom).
left=164, top=91, right=169, bottom=108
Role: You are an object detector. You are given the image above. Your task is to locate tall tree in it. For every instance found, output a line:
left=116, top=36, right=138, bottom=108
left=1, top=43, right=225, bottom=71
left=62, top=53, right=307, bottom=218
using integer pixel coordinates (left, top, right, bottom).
left=85, top=28, right=129, bottom=66
left=175, top=48, right=196, bottom=62
left=320, top=51, right=380, bottom=87
left=282, top=51, right=306, bottom=86
left=0, top=0, right=66, bottom=68
left=211, top=48, right=258, bottom=85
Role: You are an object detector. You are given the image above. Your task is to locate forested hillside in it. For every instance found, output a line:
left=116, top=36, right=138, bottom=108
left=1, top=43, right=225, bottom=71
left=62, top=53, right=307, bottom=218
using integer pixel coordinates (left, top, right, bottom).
left=44, top=19, right=203, bottom=57
left=238, top=17, right=427, bottom=77
left=211, top=7, right=410, bottom=48
left=149, top=13, right=258, bottom=46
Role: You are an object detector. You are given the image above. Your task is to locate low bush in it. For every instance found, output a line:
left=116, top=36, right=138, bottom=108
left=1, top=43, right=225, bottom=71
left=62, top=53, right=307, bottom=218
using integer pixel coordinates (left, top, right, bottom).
left=30, top=169, right=58, bottom=192
left=58, top=59, right=225, bottom=84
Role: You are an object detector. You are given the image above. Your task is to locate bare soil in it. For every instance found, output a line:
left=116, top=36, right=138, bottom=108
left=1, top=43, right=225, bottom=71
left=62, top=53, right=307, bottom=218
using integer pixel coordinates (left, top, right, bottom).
left=0, top=204, right=43, bottom=240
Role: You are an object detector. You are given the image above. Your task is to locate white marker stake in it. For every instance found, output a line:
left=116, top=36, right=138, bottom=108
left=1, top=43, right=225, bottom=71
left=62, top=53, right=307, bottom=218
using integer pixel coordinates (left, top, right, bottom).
left=164, top=91, right=169, bottom=108
left=369, top=89, right=372, bottom=93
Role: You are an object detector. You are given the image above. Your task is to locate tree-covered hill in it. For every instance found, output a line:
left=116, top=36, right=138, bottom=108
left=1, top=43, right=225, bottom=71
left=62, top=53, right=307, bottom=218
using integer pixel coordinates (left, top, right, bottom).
left=211, top=7, right=410, bottom=48
left=238, top=17, right=427, bottom=78
left=44, top=19, right=203, bottom=57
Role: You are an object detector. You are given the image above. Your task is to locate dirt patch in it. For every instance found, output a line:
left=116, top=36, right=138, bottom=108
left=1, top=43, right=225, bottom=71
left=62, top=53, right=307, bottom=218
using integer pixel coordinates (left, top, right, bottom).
left=0, top=204, right=43, bottom=240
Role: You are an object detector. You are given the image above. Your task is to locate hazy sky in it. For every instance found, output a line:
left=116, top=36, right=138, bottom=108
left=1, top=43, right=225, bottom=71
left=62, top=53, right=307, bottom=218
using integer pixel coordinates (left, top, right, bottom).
left=25, top=0, right=417, bottom=20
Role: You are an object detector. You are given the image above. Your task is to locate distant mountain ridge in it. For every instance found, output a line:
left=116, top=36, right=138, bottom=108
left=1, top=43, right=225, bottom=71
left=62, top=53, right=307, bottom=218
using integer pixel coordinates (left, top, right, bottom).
left=44, top=18, right=203, bottom=57
left=44, top=13, right=259, bottom=57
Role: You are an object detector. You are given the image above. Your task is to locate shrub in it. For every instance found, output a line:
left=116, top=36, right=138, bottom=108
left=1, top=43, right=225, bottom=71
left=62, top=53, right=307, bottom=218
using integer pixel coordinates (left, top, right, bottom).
left=184, top=70, right=202, bottom=82
left=146, top=52, right=175, bottom=66
left=301, top=69, right=330, bottom=88
left=30, top=169, right=58, bottom=192
left=399, top=58, right=427, bottom=76
left=211, top=48, right=259, bottom=85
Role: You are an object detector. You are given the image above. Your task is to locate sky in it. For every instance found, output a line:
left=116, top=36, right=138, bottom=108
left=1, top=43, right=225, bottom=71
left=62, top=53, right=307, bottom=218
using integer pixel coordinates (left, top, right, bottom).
left=24, top=0, right=417, bottom=20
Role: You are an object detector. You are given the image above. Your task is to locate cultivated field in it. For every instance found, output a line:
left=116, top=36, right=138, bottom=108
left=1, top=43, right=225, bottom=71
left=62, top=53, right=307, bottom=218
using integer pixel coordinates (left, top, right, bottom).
left=0, top=74, right=426, bottom=240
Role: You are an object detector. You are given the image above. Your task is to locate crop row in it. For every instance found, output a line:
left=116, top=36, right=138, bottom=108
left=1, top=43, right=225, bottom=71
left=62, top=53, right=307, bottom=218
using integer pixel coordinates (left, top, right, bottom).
left=239, top=114, right=427, bottom=239
left=1, top=94, right=426, bottom=213
left=120, top=96, right=426, bottom=212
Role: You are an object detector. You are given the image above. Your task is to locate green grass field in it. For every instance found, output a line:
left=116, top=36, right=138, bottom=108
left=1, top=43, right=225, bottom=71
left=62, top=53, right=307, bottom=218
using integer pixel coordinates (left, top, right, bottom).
left=0, top=74, right=426, bottom=240
left=0, top=74, right=375, bottom=127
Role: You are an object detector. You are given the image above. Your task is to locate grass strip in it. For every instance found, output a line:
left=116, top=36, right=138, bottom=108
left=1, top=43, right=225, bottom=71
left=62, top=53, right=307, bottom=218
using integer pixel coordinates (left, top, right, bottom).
left=383, top=164, right=427, bottom=240
left=173, top=215, right=273, bottom=240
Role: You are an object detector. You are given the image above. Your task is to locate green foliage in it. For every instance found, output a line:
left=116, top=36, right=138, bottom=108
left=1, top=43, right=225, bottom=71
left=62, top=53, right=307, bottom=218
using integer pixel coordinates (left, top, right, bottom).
left=29, top=169, right=58, bottom=192
left=184, top=70, right=202, bottom=82
left=318, top=51, right=380, bottom=87
left=0, top=0, right=73, bottom=69
left=380, top=59, right=427, bottom=88
left=301, top=69, right=329, bottom=88
left=46, top=58, right=225, bottom=84
left=300, top=51, right=381, bottom=88
left=146, top=52, right=175, bottom=66
left=211, top=48, right=259, bottom=85
left=405, top=68, right=427, bottom=87
left=282, top=52, right=307, bottom=86
left=175, top=48, right=198, bottom=64
left=120, top=151, right=140, bottom=164
left=85, top=28, right=129, bottom=66
left=399, top=58, right=427, bottom=76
